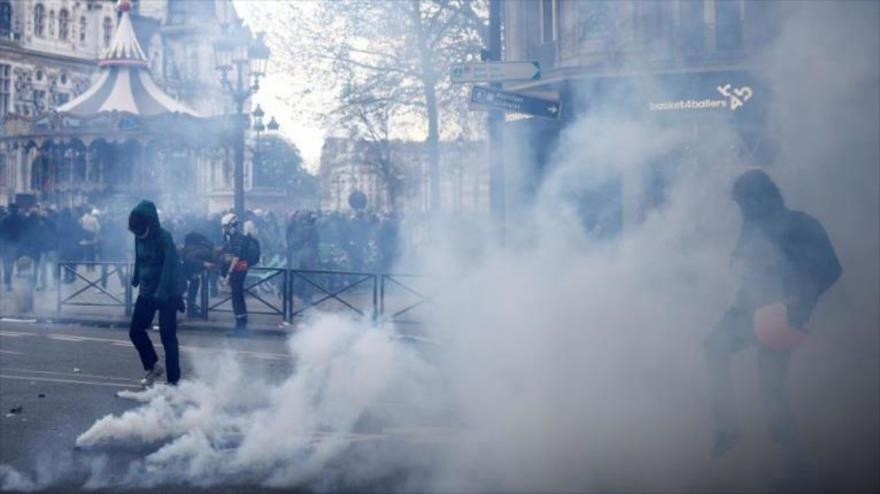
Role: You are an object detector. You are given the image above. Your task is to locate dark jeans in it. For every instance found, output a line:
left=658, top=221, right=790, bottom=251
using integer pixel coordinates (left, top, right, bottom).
left=129, top=295, right=180, bottom=384
left=185, top=273, right=204, bottom=315
left=99, top=263, right=127, bottom=289
left=229, top=269, right=247, bottom=328
left=704, top=307, right=794, bottom=443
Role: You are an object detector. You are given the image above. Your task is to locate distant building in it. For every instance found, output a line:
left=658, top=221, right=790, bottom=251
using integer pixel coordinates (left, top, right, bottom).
left=502, top=0, right=782, bottom=235
left=318, top=137, right=488, bottom=215
left=0, top=0, right=270, bottom=211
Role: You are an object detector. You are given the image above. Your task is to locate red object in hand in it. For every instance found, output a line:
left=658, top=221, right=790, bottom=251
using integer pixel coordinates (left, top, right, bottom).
left=754, top=302, right=807, bottom=350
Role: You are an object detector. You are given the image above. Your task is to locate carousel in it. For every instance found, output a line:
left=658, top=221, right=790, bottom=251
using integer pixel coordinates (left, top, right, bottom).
left=0, top=0, right=234, bottom=210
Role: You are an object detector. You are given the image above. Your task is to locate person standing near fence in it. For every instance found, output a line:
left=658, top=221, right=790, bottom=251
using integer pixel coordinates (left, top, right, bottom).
left=127, top=200, right=184, bottom=387
left=0, top=204, right=25, bottom=292
left=221, top=213, right=250, bottom=337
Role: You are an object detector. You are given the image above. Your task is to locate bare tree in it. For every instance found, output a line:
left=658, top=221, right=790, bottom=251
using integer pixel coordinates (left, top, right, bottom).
left=250, top=0, right=488, bottom=212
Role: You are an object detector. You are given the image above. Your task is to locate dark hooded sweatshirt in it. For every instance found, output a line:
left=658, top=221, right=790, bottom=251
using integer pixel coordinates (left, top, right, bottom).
left=733, top=208, right=842, bottom=329
left=130, top=201, right=180, bottom=301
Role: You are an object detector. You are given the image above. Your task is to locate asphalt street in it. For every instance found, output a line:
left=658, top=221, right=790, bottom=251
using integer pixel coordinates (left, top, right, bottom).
left=0, top=319, right=301, bottom=492
left=0, top=319, right=450, bottom=493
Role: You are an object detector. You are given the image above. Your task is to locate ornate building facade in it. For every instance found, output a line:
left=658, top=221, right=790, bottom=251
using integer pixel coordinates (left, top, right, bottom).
left=0, top=0, right=261, bottom=211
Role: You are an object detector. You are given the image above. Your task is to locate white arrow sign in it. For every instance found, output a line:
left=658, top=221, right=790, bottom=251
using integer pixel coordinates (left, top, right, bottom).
left=451, top=61, right=540, bottom=83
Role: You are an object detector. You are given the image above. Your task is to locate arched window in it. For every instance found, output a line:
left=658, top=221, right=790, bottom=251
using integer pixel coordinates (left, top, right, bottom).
left=33, top=3, right=45, bottom=38
left=48, top=10, right=54, bottom=37
left=102, top=16, right=112, bottom=47
left=58, top=9, right=69, bottom=40
left=79, top=16, right=86, bottom=43
left=0, top=1, right=12, bottom=36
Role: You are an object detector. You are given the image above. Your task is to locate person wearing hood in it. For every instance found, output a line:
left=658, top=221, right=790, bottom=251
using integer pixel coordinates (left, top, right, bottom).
left=128, top=200, right=184, bottom=386
left=705, top=169, right=842, bottom=458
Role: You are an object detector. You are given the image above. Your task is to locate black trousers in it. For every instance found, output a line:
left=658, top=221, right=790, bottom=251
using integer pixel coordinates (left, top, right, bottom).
left=229, top=269, right=247, bottom=327
left=704, top=307, right=794, bottom=442
left=129, top=295, right=180, bottom=384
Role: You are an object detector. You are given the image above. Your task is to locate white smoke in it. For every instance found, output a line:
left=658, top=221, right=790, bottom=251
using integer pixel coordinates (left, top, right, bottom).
left=2, top=1, right=876, bottom=492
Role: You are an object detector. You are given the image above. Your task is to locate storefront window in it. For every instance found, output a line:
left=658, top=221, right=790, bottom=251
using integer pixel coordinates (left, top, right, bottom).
left=715, top=0, right=743, bottom=51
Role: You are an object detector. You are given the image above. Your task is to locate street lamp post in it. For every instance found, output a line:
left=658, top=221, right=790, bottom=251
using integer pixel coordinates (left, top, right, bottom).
left=214, top=24, right=270, bottom=219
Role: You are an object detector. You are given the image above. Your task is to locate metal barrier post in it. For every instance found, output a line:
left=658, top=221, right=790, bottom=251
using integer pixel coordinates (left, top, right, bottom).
left=283, top=269, right=290, bottom=322
left=124, top=264, right=133, bottom=317
left=372, top=274, right=378, bottom=324
left=56, top=263, right=62, bottom=313
left=379, top=274, right=385, bottom=319
left=201, top=271, right=209, bottom=320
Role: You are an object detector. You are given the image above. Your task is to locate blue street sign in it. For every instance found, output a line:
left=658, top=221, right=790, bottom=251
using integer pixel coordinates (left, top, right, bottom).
left=469, top=85, right=562, bottom=120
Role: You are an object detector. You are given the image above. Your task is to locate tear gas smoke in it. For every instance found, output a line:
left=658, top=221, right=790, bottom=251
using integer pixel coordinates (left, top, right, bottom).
left=2, top=1, right=877, bottom=492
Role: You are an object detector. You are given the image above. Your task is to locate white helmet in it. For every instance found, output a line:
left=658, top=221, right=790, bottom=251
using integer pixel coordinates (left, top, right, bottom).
left=221, top=213, right=238, bottom=229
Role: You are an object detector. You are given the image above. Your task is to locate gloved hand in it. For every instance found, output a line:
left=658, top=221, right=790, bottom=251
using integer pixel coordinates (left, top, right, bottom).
left=177, top=295, right=186, bottom=314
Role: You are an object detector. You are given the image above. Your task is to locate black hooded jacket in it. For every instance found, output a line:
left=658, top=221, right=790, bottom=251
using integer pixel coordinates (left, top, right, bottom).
left=733, top=208, right=842, bottom=329
left=129, top=201, right=181, bottom=300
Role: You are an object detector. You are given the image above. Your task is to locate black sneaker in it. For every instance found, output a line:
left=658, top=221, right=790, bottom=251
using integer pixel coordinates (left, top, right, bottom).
left=140, top=363, right=165, bottom=387
left=711, top=429, right=738, bottom=458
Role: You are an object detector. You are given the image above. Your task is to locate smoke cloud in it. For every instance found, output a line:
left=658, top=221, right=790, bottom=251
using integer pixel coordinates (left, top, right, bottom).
left=2, top=1, right=877, bottom=492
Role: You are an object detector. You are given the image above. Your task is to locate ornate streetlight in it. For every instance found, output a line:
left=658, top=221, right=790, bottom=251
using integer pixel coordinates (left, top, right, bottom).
left=214, top=22, right=270, bottom=218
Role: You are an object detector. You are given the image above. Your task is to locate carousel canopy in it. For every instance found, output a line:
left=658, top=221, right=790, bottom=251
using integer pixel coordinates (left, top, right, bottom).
left=57, top=0, right=201, bottom=118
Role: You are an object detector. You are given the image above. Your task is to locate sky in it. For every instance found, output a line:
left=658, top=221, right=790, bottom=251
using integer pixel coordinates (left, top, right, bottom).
left=234, top=0, right=326, bottom=173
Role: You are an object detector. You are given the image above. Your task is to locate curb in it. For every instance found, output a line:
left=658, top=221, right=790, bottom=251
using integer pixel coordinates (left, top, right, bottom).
left=0, top=314, right=293, bottom=339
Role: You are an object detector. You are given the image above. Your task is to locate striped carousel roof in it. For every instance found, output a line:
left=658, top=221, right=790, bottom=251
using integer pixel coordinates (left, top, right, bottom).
left=57, top=0, right=201, bottom=118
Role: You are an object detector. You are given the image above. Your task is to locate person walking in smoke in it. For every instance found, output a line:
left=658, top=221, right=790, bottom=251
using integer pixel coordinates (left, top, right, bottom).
left=127, top=200, right=184, bottom=387
left=705, top=169, right=842, bottom=458
left=220, top=213, right=250, bottom=337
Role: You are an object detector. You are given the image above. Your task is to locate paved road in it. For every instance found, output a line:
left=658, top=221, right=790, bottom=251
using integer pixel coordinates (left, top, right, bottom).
left=0, top=320, right=450, bottom=493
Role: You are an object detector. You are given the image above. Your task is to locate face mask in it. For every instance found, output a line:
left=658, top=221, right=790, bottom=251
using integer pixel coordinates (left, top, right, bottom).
left=136, top=227, right=150, bottom=239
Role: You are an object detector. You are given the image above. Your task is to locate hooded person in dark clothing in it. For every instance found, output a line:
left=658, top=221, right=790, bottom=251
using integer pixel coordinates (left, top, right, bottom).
left=705, top=169, right=842, bottom=458
left=128, top=200, right=184, bottom=386
left=0, top=204, right=25, bottom=291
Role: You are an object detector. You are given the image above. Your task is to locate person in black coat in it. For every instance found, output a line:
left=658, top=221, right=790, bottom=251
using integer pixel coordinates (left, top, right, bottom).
left=0, top=204, right=25, bottom=291
left=180, top=231, right=215, bottom=317
left=705, top=169, right=842, bottom=457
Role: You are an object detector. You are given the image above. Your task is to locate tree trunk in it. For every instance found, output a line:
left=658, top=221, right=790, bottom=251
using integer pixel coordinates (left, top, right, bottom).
left=412, top=0, right=441, bottom=212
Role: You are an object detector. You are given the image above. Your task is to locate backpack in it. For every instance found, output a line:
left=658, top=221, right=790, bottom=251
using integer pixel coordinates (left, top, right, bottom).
left=242, top=234, right=261, bottom=266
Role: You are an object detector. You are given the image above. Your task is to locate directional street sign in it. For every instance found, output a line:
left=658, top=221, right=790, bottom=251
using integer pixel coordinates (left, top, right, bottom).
left=451, top=61, right=540, bottom=83
left=469, top=85, right=562, bottom=120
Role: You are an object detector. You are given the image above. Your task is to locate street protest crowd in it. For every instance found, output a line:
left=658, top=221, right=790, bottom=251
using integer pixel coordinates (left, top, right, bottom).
left=0, top=202, right=404, bottom=294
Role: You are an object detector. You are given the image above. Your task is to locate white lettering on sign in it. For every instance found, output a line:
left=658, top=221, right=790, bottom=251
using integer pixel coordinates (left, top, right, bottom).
left=648, top=83, right=754, bottom=113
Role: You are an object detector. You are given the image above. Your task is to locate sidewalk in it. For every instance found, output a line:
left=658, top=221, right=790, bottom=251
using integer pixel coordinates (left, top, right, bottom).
left=0, top=282, right=294, bottom=338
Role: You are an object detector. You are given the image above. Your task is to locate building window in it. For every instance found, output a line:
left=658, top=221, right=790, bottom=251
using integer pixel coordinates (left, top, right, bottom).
left=678, top=0, right=705, bottom=53
left=34, top=3, right=45, bottom=38
left=103, top=16, right=113, bottom=47
left=715, top=0, right=743, bottom=51
left=48, top=10, right=54, bottom=37
left=33, top=89, right=46, bottom=114
left=58, top=9, right=69, bottom=40
left=0, top=64, right=10, bottom=117
left=54, top=92, right=69, bottom=106
left=541, top=0, right=556, bottom=43
left=0, top=1, right=11, bottom=37
left=79, top=16, right=86, bottom=43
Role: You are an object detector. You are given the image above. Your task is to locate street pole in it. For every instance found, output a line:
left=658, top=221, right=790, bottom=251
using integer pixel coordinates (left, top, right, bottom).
left=234, top=99, right=245, bottom=219
left=488, top=0, right=505, bottom=240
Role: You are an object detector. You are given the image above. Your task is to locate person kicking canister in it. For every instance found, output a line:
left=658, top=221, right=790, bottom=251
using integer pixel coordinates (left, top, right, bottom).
left=127, top=200, right=184, bottom=387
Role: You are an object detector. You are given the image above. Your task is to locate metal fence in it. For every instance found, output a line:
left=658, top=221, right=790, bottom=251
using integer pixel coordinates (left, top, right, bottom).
left=55, top=262, right=431, bottom=325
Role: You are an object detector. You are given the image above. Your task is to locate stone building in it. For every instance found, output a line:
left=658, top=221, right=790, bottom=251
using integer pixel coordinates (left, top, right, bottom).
left=501, top=0, right=781, bottom=236
left=318, top=137, right=488, bottom=215
left=0, top=0, right=268, bottom=211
